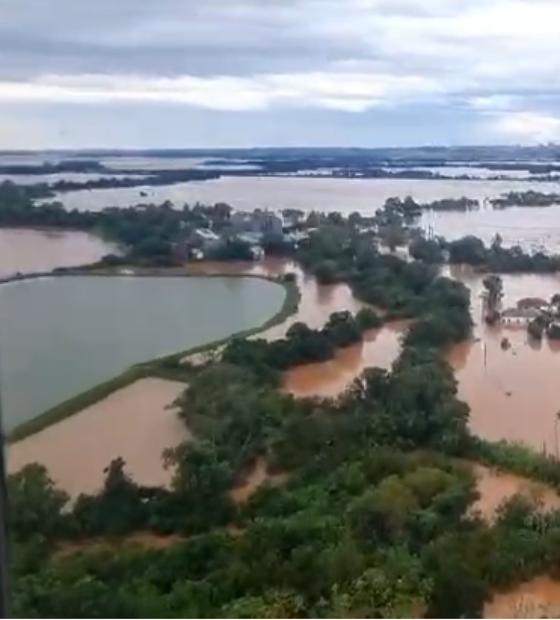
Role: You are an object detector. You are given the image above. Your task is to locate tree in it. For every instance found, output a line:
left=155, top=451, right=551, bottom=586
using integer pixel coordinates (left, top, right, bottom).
left=8, top=464, right=69, bottom=543
left=482, top=274, right=504, bottom=311
left=222, top=590, right=306, bottom=618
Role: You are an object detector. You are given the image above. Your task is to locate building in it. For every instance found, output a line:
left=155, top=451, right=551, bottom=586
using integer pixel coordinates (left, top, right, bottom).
left=237, top=232, right=263, bottom=246
left=175, top=228, right=222, bottom=261
left=500, top=307, right=541, bottom=325
left=191, top=228, right=222, bottom=250
left=231, top=209, right=284, bottom=236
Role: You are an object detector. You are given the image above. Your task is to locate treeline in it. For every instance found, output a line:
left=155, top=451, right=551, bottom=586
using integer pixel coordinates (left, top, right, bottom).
left=407, top=232, right=560, bottom=274
left=5, top=179, right=560, bottom=277
left=0, top=183, right=233, bottom=266
left=446, top=234, right=560, bottom=273
left=223, top=308, right=382, bottom=383
left=34, top=169, right=221, bottom=194
left=491, top=190, right=560, bottom=208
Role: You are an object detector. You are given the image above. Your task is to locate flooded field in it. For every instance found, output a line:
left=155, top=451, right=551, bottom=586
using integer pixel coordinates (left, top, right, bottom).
left=8, top=378, right=188, bottom=496
left=51, top=175, right=557, bottom=213
left=40, top=174, right=560, bottom=252
left=0, top=172, right=148, bottom=185
left=209, top=261, right=560, bottom=455
left=8, top=250, right=560, bottom=616
left=472, top=464, right=560, bottom=519
left=486, top=576, right=560, bottom=618
left=450, top=269, right=560, bottom=454
left=8, top=257, right=560, bottom=506
left=283, top=323, right=405, bottom=397
left=0, top=228, right=116, bottom=278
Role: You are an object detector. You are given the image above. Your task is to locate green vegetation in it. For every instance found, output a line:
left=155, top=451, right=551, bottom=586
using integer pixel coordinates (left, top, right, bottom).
left=0, top=182, right=237, bottom=266
left=5, top=179, right=560, bottom=276
left=445, top=234, right=560, bottom=273
left=222, top=309, right=383, bottom=384
left=491, top=190, right=560, bottom=209
left=11, top=228, right=559, bottom=618
left=8, top=200, right=560, bottom=616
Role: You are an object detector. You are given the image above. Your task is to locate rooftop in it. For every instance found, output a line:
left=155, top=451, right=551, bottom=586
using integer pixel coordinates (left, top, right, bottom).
left=194, top=228, right=220, bottom=241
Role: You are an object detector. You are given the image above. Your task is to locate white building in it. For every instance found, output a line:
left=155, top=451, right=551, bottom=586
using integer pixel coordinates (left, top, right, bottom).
left=231, top=209, right=284, bottom=236
left=192, top=228, right=221, bottom=250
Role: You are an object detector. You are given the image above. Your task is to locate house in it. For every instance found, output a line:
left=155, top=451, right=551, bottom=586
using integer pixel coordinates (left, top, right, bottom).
left=174, top=228, right=222, bottom=261
left=285, top=230, right=310, bottom=244
left=191, top=228, right=222, bottom=251
left=231, top=209, right=284, bottom=236
left=517, top=297, right=548, bottom=310
left=237, top=232, right=263, bottom=246
left=249, top=246, right=265, bottom=260
left=500, top=307, right=541, bottom=325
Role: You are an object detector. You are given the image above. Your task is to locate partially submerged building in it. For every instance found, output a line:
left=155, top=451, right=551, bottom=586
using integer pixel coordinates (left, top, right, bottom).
left=230, top=209, right=284, bottom=236
left=500, top=307, right=541, bottom=325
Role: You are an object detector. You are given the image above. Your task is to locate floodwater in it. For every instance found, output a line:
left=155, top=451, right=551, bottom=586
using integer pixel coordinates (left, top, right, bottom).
left=9, top=254, right=560, bottom=613
left=283, top=323, right=406, bottom=398
left=486, top=576, right=560, bottom=618
left=189, top=260, right=404, bottom=396
left=46, top=175, right=560, bottom=251
left=0, top=228, right=116, bottom=278
left=0, top=275, right=284, bottom=430
left=421, top=206, right=560, bottom=251
left=47, top=175, right=553, bottom=212
left=0, top=172, right=148, bottom=185
left=448, top=268, right=560, bottom=455
left=209, top=260, right=560, bottom=456
left=472, top=464, right=560, bottom=519
left=8, top=378, right=188, bottom=496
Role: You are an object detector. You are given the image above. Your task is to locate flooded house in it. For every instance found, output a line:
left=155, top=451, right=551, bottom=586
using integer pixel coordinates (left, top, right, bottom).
left=500, top=307, right=541, bottom=325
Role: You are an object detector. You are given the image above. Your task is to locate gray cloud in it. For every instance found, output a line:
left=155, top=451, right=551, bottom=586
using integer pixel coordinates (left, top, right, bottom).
left=2, top=0, right=560, bottom=146
left=0, top=0, right=372, bottom=78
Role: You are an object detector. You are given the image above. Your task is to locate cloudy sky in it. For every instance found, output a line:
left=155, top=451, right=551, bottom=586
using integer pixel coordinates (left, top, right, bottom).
left=1, top=0, right=560, bottom=148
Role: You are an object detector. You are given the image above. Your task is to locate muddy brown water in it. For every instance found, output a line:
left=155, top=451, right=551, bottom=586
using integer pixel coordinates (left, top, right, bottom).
left=0, top=228, right=116, bottom=278
left=8, top=378, right=189, bottom=496
left=191, top=260, right=560, bottom=454
left=486, top=576, right=560, bottom=618
left=12, top=259, right=560, bottom=489
left=447, top=267, right=560, bottom=455
left=11, top=257, right=560, bottom=612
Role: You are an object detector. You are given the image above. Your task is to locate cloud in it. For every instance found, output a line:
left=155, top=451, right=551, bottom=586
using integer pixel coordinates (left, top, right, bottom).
left=2, top=0, right=560, bottom=146
left=493, top=111, right=560, bottom=143
left=0, top=72, right=441, bottom=112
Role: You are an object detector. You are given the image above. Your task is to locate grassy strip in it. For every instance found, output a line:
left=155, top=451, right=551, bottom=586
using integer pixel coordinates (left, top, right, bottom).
left=9, top=275, right=300, bottom=443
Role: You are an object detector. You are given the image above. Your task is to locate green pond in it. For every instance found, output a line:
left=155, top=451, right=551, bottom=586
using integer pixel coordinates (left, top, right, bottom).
left=0, top=275, right=285, bottom=431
